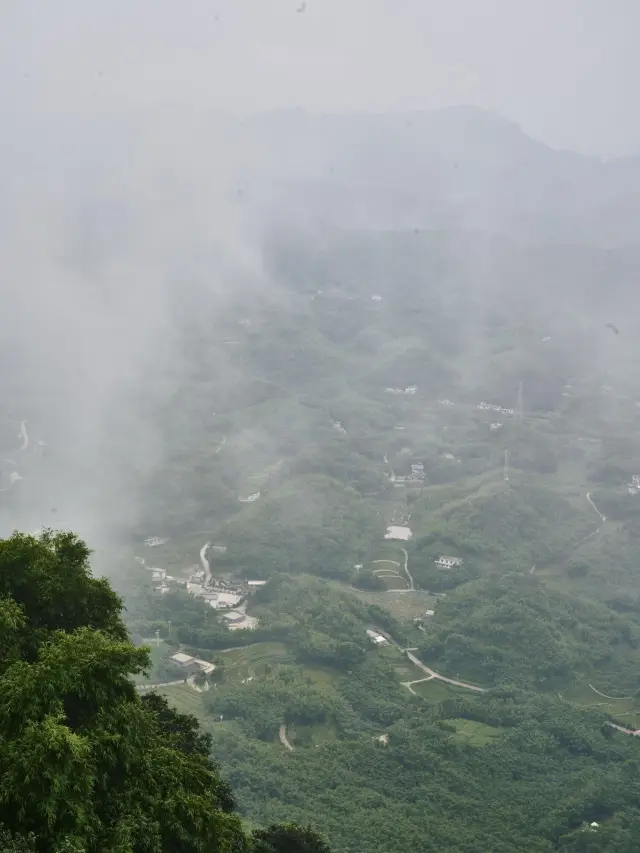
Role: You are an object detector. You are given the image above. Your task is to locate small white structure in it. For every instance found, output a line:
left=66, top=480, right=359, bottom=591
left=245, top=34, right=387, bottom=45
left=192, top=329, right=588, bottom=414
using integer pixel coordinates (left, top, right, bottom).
left=437, top=399, right=454, bottom=406
left=171, top=652, right=216, bottom=675
left=405, top=386, right=417, bottom=395
left=374, top=733, right=389, bottom=746
left=385, top=525, right=412, bottom=541
left=171, top=652, right=195, bottom=666
left=144, top=537, right=167, bottom=547
left=490, top=422, right=503, bottom=431
left=424, top=609, right=435, bottom=617
left=629, top=474, right=640, bottom=495
left=211, top=544, right=227, bottom=553
left=209, top=591, right=242, bottom=609
left=434, top=556, right=463, bottom=569
left=247, top=580, right=267, bottom=587
left=366, top=629, right=387, bottom=645
left=371, top=295, right=383, bottom=301
left=332, top=421, right=347, bottom=434
left=410, top=463, right=425, bottom=480
left=441, top=452, right=456, bottom=460
left=151, top=568, right=167, bottom=582
left=239, top=492, right=261, bottom=503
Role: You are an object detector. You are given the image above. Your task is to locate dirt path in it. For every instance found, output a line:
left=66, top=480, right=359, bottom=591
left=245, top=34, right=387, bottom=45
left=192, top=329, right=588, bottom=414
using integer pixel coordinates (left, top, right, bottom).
left=405, top=651, right=487, bottom=693
left=589, top=684, right=633, bottom=700
left=606, top=722, right=640, bottom=737
left=401, top=675, right=434, bottom=695
left=586, top=492, right=606, bottom=523
left=279, top=723, right=294, bottom=751
left=200, top=542, right=211, bottom=586
left=18, top=420, right=28, bottom=452
left=401, top=548, right=414, bottom=590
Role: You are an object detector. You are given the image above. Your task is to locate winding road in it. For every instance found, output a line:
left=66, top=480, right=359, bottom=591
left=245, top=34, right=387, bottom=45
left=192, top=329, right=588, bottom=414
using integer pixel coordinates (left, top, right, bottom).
left=200, top=542, right=212, bottom=586
left=279, top=723, right=294, bottom=751
left=586, top=492, right=606, bottom=524
left=18, top=421, right=28, bottom=452
left=405, top=651, right=487, bottom=693
left=401, top=548, right=414, bottom=590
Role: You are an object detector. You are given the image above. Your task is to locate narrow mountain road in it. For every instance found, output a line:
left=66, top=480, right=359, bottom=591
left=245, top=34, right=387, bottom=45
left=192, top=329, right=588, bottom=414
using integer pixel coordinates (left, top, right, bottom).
left=586, top=492, right=606, bottom=523
left=279, top=724, right=294, bottom=751
left=18, top=420, right=28, bottom=452
left=589, top=684, right=633, bottom=700
left=136, top=679, right=185, bottom=691
left=405, top=651, right=487, bottom=693
left=401, top=548, right=414, bottom=590
left=200, top=542, right=211, bottom=586
left=401, top=676, right=434, bottom=695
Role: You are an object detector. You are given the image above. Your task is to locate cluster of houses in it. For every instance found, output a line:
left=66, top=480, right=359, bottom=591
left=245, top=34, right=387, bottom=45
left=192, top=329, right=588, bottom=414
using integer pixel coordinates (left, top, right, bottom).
left=385, top=385, right=417, bottom=395
left=628, top=474, right=640, bottom=495
left=434, top=555, right=463, bottom=570
left=390, top=462, right=425, bottom=484
left=477, top=402, right=515, bottom=416
left=136, top=549, right=265, bottom=631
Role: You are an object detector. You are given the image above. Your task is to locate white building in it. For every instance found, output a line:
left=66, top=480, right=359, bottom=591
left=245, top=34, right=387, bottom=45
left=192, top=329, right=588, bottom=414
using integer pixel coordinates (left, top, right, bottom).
left=144, top=537, right=167, bottom=547
left=170, top=652, right=216, bottom=675
left=434, top=556, right=463, bottom=569
left=490, top=422, right=503, bottom=431
left=209, top=591, right=242, bottom=609
left=247, top=580, right=267, bottom=587
left=410, top=463, right=425, bottom=480
left=385, top=526, right=412, bottom=541
left=239, top=492, right=261, bottom=503
left=366, top=629, right=387, bottom=645
left=628, top=474, right=640, bottom=495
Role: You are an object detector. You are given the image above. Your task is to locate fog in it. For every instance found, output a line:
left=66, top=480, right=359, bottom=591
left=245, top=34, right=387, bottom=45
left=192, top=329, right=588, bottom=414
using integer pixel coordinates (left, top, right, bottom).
left=0, top=0, right=639, bottom=571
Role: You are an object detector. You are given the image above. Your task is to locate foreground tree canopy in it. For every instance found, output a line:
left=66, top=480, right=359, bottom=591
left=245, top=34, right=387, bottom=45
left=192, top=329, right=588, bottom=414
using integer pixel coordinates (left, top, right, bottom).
left=0, top=530, right=331, bottom=853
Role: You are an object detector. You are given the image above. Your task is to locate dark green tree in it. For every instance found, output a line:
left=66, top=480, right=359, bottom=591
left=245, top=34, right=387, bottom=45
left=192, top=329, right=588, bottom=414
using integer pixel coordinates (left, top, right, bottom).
left=251, top=824, right=331, bottom=853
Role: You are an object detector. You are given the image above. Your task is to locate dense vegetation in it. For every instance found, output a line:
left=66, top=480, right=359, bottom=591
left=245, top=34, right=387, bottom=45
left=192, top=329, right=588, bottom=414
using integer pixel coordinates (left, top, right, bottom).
left=5, top=113, right=640, bottom=852
left=0, top=530, right=332, bottom=853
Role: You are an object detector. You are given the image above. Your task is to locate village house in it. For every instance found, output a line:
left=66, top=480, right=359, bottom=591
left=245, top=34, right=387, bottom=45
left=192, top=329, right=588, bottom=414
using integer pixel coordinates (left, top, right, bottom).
left=366, top=629, right=387, bottom=645
left=170, top=653, right=216, bottom=675
left=434, top=555, right=463, bottom=569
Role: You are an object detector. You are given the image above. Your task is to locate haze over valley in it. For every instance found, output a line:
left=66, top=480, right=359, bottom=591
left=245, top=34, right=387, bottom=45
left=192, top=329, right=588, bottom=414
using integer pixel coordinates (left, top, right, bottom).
left=2, top=3, right=640, bottom=852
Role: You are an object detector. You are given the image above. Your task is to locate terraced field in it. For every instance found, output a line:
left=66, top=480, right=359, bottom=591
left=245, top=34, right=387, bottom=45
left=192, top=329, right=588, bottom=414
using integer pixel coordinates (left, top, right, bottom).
left=156, top=683, right=206, bottom=718
left=444, top=718, right=504, bottom=747
left=220, top=642, right=295, bottom=680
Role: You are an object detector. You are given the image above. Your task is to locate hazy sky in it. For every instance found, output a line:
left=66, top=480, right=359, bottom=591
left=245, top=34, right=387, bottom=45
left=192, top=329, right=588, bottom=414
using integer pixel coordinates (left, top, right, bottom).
left=1, top=0, right=637, bottom=155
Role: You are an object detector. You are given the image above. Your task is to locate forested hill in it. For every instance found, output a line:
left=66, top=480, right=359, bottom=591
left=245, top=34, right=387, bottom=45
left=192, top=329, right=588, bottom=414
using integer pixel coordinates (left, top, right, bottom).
left=0, top=529, right=332, bottom=853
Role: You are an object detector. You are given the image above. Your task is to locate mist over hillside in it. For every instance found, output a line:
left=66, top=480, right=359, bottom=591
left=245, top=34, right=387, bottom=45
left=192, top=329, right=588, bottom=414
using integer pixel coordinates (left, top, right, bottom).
left=3, top=4, right=640, bottom=851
